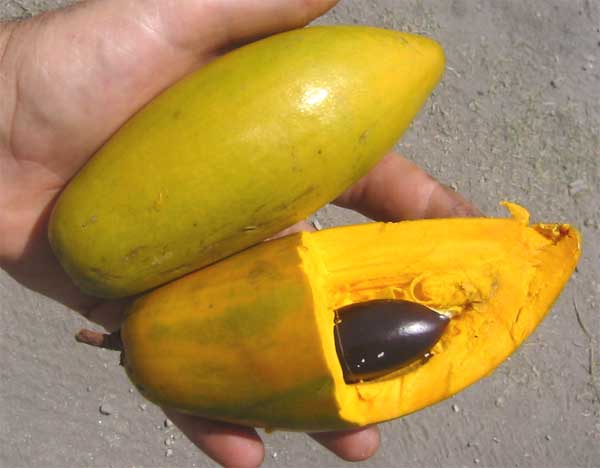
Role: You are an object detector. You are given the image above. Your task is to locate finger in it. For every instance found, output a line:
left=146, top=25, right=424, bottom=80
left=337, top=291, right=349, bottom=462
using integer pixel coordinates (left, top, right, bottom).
left=309, top=426, right=380, bottom=462
left=334, top=152, right=483, bottom=221
left=163, top=409, right=264, bottom=468
left=4, top=0, right=338, bottom=181
left=169, top=0, right=340, bottom=52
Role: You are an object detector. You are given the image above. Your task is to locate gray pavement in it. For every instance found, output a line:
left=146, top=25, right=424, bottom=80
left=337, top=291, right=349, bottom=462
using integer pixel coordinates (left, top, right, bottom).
left=1, top=1, right=599, bottom=467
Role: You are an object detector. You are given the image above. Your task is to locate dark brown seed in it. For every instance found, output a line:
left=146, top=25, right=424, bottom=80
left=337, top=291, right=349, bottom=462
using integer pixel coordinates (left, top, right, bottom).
left=334, top=299, right=450, bottom=384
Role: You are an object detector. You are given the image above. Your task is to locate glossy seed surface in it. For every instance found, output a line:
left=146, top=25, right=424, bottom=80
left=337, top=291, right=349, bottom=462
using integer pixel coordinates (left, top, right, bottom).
left=334, top=299, right=450, bottom=383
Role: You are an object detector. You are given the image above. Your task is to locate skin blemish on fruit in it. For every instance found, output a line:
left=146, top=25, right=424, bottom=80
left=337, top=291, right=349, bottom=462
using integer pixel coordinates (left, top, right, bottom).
left=80, top=215, right=97, bottom=229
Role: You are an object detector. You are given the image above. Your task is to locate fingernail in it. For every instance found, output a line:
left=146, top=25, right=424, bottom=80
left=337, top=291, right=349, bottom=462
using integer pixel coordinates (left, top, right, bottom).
left=443, top=185, right=485, bottom=218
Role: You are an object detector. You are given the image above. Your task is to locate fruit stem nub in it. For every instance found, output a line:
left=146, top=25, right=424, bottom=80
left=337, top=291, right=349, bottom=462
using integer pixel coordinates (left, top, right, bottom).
left=75, top=328, right=123, bottom=351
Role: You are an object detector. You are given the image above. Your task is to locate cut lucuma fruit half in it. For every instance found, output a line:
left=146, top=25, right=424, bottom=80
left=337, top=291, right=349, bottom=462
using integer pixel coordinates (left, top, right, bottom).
left=119, top=202, right=581, bottom=431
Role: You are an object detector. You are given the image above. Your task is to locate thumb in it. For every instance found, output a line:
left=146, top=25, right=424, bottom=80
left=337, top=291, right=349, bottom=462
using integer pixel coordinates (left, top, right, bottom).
left=3, top=0, right=338, bottom=177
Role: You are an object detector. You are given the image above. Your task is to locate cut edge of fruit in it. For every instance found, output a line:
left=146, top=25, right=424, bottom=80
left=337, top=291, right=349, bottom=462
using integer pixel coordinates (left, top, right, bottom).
left=299, top=207, right=582, bottom=428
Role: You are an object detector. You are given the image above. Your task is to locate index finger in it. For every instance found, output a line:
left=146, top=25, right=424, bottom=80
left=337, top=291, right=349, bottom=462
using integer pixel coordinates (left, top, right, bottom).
left=334, top=152, right=483, bottom=221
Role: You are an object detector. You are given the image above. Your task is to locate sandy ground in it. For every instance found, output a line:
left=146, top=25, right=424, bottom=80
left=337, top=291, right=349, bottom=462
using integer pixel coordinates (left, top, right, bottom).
left=1, top=0, right=599, bottom=467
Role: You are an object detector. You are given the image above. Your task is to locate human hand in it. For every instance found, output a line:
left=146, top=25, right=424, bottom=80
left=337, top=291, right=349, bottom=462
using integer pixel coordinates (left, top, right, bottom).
left=0, top=1, right=480, bottom=466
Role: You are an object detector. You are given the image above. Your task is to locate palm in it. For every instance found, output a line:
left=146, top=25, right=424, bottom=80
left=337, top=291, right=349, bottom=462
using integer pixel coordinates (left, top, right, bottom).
left=0, top=1, right=480, bottom=466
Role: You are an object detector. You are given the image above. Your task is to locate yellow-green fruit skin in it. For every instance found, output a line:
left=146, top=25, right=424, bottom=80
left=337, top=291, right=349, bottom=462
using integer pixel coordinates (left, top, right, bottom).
left=48, top=26, right=445, bottom=298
